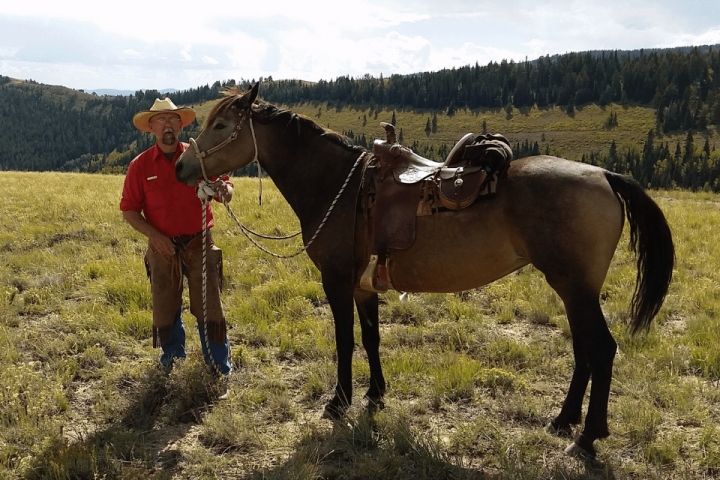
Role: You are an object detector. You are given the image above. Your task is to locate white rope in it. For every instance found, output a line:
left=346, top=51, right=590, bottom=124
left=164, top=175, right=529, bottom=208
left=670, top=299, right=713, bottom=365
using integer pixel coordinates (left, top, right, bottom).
left=201, top=199, right=219, bottom=375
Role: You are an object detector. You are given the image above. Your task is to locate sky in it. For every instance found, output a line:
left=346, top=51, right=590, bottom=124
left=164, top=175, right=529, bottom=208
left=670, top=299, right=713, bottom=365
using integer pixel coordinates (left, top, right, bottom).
left=2, top=0, right=720, bottom=93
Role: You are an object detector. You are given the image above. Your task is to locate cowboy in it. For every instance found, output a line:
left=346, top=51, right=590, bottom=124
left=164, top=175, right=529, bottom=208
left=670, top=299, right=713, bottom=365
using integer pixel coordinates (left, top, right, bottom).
left=120, top=98, right=233, bottom=378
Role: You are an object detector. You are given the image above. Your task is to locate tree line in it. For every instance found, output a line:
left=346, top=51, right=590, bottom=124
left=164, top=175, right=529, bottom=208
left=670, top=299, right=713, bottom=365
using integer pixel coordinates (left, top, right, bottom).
left=259, top=46, right=720, bottom=132
left=582, top=129, right=720, bottom=191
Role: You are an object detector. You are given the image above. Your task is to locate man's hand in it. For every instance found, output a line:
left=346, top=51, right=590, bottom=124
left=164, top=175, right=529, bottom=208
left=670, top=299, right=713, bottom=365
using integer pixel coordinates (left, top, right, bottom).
left=122, top=210, right=176, bottom=257
left=211, top=180, right=233, bottom=203
left=149, top=232, right=176, bottom=258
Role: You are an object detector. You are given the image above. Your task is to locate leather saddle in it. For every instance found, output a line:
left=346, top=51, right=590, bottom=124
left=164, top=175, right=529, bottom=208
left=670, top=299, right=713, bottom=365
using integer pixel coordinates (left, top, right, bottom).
left=359, top=124, right=513, bottom=293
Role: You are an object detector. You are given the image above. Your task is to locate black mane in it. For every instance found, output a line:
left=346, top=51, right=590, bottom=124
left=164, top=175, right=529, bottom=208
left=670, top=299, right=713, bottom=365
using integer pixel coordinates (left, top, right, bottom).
left=208, top=87, right=363, bottom=154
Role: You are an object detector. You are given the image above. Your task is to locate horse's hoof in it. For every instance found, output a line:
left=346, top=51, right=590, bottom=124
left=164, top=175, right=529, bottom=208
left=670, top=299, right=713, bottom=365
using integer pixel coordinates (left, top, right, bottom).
left=321, top=403, right=346, bottom=421
left=564, top=434, right=597, bottom=460
left=545, top=421, right=573, bottom=438
left=363, top=396, right=385, bottom=414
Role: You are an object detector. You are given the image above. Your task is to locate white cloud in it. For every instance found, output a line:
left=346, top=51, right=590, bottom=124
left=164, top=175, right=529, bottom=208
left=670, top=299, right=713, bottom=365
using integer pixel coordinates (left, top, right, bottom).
left=0, top=46, right=20, bottom=58
left=1, top=0, right=719, bottom=90
left=122, top=49, right=142, bottom=58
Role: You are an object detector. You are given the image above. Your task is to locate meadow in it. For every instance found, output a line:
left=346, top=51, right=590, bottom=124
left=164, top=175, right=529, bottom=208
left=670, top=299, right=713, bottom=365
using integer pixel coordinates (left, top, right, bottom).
left=1, top=170, right=720, bottom=479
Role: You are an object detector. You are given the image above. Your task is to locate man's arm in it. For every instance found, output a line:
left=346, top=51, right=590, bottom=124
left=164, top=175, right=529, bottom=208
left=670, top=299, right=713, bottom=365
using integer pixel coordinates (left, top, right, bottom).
left=122, top=210, right=175, bottom=257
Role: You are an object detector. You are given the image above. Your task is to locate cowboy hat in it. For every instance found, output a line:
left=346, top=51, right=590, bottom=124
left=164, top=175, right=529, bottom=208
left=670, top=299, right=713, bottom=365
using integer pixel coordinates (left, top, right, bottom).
left=132, top=98, right=196, bottom=132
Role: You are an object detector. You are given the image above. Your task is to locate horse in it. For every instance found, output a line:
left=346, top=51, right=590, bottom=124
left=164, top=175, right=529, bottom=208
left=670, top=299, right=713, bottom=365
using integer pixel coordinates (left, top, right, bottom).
left=175, top=83, right=674, bottom=459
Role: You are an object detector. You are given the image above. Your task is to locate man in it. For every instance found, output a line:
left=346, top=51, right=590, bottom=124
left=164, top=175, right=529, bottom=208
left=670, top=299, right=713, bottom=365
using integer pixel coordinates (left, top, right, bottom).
left=120, top=98, right=232, bottom=377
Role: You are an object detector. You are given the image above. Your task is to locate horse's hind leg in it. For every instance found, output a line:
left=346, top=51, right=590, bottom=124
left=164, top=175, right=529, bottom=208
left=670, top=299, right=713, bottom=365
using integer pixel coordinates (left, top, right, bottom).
left=550, top=286, right=617, bottom=458
left=547, top=327, right=591, bottom=436
left=354, top=289, right=386, bottom=411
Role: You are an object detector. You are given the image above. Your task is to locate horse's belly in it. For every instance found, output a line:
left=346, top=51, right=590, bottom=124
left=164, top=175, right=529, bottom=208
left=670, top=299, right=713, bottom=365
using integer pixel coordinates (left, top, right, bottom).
left=388, top=208, right=527, bottom=293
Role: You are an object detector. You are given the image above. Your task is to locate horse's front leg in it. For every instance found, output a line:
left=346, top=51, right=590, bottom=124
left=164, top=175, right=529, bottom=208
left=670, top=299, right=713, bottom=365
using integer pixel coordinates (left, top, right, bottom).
left=321, top=267, right=357, bottom=420
left=354, top=289, right=386, bottom=411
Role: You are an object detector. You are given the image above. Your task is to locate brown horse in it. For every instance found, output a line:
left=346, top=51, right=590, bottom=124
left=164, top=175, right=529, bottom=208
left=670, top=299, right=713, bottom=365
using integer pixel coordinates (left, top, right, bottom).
left=175, top=84, right=674, bottom=459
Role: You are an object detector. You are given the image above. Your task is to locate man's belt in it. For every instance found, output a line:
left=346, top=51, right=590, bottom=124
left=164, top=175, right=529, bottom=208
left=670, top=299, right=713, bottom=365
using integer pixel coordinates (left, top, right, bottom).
left=171, top=230, right=204, bottom=247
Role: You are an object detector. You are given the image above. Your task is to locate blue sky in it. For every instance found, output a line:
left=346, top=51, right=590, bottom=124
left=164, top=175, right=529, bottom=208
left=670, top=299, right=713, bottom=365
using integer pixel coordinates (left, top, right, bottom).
left=1, top=0, right=719, bottom=92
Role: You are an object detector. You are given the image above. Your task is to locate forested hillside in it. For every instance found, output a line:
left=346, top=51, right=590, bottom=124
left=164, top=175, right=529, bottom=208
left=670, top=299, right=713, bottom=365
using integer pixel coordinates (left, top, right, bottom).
left=1, top=45, right=720, bottom=189
left=260, top=46, right=720, bottom=131
left=0, top=77, right=211, bottom=172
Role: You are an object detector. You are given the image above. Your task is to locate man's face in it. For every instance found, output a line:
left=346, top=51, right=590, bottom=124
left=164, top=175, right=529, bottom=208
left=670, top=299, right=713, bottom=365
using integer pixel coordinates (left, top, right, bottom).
left=149, top=113, right=182, bottom=146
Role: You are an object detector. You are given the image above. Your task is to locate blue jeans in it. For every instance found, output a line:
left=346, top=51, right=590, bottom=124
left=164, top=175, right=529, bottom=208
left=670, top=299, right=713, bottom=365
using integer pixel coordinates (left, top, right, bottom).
left=160, top=308, right=232, bottom=375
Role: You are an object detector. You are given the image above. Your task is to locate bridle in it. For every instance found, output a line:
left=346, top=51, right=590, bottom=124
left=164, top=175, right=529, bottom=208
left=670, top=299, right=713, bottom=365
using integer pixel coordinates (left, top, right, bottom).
left=189, top=105, right=259, bottom=183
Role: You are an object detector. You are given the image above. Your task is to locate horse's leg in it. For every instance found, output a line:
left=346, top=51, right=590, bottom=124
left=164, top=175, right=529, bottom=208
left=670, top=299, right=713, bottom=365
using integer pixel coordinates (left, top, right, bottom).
left=546, top=327, right=591, bottom=436
left=354, top=289, right=386, bottom=411
left=321, top=266, right=356, bottom=420
left=551, top=286, right=617, bottom=458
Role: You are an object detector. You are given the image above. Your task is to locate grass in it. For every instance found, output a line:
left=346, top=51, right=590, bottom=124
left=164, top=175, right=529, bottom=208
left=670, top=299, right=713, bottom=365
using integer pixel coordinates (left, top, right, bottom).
left=1, top=171, right=720, bottom=479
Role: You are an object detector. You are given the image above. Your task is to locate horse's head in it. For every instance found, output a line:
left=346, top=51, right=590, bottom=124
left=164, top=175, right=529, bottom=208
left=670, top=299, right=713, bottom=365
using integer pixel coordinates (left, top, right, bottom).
left=175, top=83, right=259, bottom=185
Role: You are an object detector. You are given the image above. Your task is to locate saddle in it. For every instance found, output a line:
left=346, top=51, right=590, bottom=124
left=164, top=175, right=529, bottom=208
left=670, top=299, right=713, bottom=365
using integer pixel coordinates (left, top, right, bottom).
left=359, top=124, right=513, bottom=292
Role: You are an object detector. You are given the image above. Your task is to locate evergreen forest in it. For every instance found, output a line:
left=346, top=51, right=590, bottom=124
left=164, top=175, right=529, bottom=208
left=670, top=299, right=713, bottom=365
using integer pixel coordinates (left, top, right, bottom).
left=1, top=45, right=720, bottom=190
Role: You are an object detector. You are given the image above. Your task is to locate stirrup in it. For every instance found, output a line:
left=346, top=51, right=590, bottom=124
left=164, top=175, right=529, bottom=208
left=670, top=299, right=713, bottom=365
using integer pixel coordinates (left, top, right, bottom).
left=360, top=255, right=389, bottom=293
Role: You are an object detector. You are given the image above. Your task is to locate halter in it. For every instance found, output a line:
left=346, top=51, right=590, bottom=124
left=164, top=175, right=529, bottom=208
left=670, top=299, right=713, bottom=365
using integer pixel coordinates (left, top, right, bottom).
left=189, top=105, right=259, bottom=183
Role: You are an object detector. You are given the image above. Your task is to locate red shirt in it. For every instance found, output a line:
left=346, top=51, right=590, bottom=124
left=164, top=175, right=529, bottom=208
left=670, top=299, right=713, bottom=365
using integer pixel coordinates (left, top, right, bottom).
left=120, top=142, right=229, bottom=237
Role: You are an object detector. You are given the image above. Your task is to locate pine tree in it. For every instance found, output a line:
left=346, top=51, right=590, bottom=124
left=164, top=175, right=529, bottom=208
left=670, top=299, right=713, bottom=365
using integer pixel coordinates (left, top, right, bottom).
left=425, top=118, right=431, bottom=136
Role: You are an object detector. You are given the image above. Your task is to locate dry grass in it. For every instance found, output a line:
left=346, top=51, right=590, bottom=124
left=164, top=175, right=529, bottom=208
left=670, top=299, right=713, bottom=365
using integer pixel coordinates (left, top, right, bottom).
left=1, top=172, right=719, bottom=479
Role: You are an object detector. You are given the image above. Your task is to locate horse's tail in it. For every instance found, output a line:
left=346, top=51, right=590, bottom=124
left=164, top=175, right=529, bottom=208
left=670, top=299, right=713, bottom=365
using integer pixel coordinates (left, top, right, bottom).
left=605, top=171, right=675, bottom=334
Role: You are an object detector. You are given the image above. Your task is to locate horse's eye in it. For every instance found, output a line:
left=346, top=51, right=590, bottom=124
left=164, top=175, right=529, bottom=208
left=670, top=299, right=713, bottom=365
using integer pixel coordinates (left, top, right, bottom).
left=214, top=123, right=226, bottom=130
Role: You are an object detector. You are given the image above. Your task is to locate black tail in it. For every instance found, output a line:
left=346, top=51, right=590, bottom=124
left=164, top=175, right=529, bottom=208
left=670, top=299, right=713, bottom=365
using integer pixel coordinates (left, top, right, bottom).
left=605, top=172, right=675, bottom=334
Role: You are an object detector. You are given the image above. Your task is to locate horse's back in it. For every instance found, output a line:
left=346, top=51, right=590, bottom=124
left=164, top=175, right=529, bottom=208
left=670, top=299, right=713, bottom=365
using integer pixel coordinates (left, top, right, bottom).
left=388, top=156, right=624, bottom=293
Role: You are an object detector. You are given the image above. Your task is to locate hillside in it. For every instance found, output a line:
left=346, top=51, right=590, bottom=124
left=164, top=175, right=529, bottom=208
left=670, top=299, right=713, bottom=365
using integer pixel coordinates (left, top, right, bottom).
left=1, top=45, right=720, bottom=188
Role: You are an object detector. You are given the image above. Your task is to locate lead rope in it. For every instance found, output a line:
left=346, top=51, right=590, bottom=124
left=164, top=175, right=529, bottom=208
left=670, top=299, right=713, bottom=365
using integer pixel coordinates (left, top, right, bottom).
left=200, top=199, right=219, bottom=375
left=220, top=151, right=366, bottom=259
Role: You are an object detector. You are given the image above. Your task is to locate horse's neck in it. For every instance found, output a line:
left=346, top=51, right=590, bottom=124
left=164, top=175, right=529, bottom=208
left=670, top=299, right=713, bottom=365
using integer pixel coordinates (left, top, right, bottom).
left=259, top=136, right=363, bottom=229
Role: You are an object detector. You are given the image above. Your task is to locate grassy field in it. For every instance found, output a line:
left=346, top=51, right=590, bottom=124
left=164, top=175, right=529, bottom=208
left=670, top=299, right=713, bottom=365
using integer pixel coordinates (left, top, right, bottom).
left=1, top=171, right=720, bottom=479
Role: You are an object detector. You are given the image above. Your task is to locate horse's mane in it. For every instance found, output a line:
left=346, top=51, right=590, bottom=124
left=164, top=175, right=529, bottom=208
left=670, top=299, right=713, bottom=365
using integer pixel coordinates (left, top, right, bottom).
left=205, top=87, right=363, bottom=153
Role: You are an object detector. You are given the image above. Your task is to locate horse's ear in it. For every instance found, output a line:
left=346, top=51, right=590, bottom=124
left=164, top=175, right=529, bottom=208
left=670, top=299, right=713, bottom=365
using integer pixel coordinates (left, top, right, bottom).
left=235, top=82, right=260, bottom=110
left=249, top=82, right=259, bottom=103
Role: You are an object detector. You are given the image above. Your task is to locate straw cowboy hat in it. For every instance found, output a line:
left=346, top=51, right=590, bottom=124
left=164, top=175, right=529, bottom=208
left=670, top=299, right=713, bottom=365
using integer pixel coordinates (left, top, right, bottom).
left=132, top=98, right=196, bottom=132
